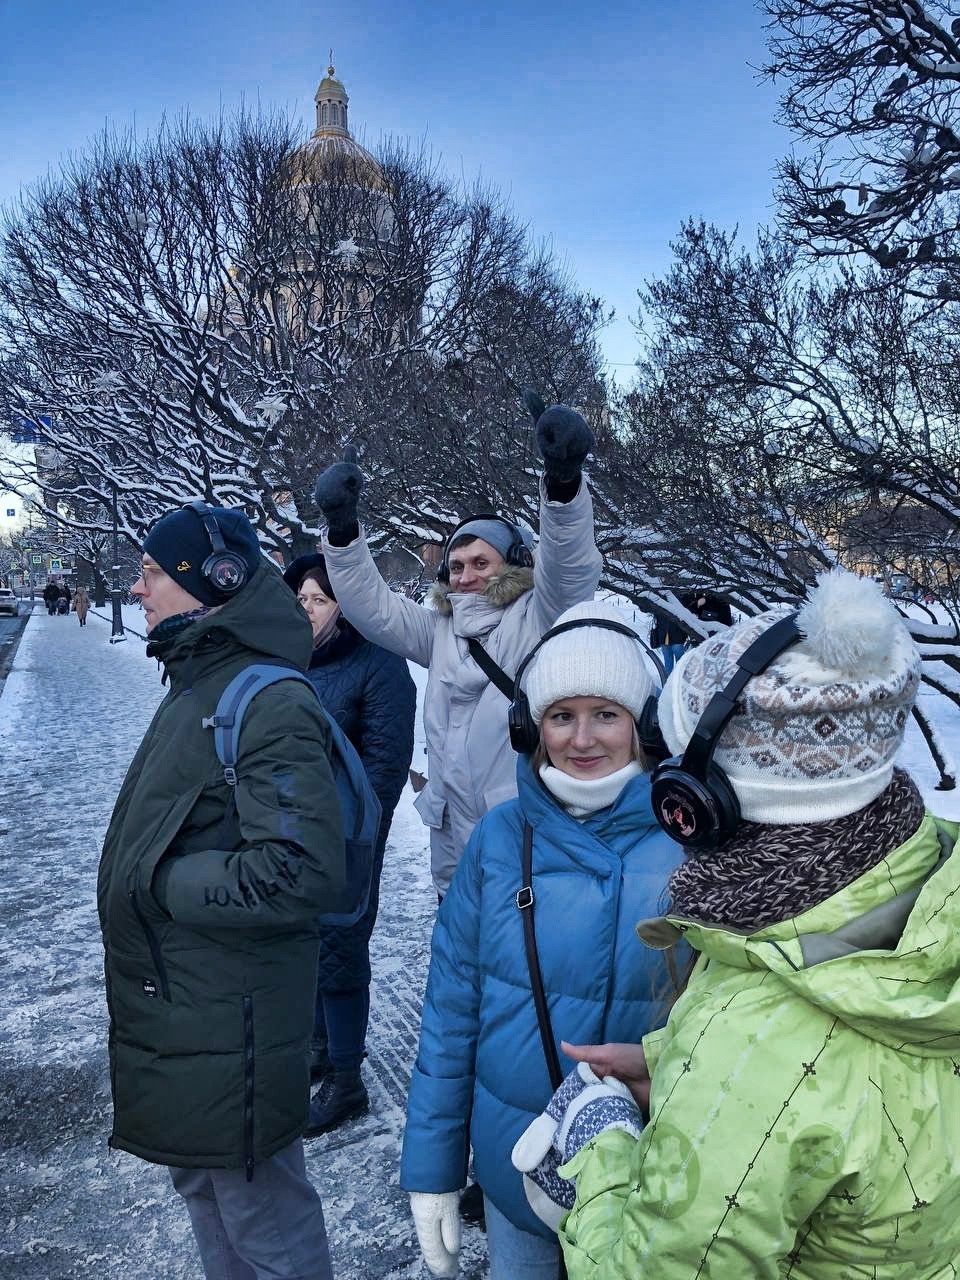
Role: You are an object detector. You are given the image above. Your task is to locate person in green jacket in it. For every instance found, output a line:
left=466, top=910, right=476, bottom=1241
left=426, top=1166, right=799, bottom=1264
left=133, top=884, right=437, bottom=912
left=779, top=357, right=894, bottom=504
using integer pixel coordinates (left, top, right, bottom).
left=97, top=502, right=345, bottom=1280
left=514, top=568, right=960, bottom=1279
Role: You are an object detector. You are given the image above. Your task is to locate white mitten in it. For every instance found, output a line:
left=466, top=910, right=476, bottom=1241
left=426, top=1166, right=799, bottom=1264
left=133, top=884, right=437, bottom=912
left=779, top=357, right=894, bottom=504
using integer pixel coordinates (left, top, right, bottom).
left=409, top=1190, right=462, bottom=1278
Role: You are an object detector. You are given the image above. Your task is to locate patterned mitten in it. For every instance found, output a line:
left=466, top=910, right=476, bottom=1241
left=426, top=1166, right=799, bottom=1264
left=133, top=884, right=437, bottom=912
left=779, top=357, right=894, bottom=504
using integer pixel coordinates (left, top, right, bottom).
left=511, top=1062, right=643, bottom=1228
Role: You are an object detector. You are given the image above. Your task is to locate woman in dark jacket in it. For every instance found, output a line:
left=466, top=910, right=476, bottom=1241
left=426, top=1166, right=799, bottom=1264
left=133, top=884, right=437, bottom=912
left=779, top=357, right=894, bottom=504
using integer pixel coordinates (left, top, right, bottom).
left=283, top=553, right=417, bottom=1134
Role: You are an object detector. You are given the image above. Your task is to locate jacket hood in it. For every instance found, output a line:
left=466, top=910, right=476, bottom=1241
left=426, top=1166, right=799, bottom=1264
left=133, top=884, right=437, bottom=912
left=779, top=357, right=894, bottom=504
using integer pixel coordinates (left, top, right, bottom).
left=641, top=815, right=960, bottom=1056
left=427, top=564, right=534, bottom=617
left=156, top=561, right=313, bottom=677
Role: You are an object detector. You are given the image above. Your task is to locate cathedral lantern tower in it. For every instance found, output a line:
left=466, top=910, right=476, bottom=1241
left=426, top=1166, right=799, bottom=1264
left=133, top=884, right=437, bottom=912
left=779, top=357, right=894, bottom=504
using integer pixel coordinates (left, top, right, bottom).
left=313, top=61, right=350, bottom=139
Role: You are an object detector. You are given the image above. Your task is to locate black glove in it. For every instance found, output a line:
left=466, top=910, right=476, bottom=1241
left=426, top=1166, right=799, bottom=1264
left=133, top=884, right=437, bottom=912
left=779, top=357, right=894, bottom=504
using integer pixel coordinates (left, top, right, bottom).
left=314, top=446, right=363, bottom=546
left=523, top=389, right=595, bottom=500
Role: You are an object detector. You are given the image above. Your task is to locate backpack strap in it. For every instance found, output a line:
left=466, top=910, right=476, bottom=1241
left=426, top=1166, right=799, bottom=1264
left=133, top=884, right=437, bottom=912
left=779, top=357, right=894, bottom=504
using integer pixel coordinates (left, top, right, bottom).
left=203, top=664, right=312, bottom=786
left=467, top=638, right=515, bottom=699
left=516, top=820, right=563, bottom=1091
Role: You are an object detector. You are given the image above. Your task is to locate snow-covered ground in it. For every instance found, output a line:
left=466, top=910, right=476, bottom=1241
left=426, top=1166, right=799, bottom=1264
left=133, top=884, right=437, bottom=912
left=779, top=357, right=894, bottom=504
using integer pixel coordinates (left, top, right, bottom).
left=1, top=601, right=957, bottom=1279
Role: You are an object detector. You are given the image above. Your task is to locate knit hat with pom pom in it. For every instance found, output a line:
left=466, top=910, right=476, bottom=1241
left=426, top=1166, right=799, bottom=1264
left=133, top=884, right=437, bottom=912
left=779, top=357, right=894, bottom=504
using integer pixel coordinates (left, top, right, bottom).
left=657, top=569, right=921, bottom=824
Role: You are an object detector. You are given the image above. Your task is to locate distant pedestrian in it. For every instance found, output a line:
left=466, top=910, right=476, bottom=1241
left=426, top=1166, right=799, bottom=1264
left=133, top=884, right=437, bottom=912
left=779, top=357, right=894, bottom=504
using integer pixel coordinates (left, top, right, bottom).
left=282, top=552, right=416, bottom=1136
left=98, top=502, right=345, bottom=1280
left=43, top=581, right=59, bottom=615
left=72, top=586, right=90, bottom=626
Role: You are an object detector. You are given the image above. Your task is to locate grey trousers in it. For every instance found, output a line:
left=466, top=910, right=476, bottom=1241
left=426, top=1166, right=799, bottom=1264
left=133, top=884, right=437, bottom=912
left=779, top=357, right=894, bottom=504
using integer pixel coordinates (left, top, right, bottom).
left=169, top=1139, right=333, bottom=1280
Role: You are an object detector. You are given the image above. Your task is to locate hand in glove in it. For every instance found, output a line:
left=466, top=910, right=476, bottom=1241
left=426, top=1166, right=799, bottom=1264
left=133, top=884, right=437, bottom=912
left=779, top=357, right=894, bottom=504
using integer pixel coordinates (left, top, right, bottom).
left=511, top=1061, right=643, bottom=1229
left=409, top=1191, right=461, bottom=1278
left=523, top=388, right=596, bottom=498
left=314, top=445, right=363, bottom=546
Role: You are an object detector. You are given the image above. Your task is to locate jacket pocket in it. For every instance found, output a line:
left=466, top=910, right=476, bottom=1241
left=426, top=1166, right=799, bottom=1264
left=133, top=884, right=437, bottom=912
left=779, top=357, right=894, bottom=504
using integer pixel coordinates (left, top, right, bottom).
left=414, top=780, right=447, bottom=830
left=128, top=891, right=171, bottom=1002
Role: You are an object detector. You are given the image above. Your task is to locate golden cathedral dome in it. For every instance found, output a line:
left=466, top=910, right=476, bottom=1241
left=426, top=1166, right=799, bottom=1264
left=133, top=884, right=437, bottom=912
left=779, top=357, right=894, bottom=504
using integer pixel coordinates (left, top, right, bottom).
left=290, top=60, right=386, bottom=190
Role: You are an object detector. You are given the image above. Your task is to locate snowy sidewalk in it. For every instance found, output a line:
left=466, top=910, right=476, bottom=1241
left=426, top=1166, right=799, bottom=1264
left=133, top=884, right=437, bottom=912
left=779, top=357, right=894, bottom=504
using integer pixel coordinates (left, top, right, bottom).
left=0, top=610, right=490, bottom=1279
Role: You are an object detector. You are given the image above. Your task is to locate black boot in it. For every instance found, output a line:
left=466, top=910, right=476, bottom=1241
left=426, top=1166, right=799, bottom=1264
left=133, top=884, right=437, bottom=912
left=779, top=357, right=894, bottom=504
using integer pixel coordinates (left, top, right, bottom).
left=303, top=1069, right=369, bottom=1137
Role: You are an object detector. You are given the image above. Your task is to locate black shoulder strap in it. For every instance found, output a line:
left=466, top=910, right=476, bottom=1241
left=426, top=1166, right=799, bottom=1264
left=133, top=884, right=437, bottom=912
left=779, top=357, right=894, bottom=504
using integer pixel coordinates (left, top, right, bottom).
left=467, top=637, right=515, bottom=699
left=517, top=821, right=563, bottom=1090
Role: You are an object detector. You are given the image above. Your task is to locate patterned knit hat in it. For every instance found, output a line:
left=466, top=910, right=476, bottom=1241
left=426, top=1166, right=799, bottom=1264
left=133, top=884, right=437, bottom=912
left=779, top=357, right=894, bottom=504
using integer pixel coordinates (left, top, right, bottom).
left=657, top=570, right=921, bottom=824
left=525, top=600, right=658, bottom=726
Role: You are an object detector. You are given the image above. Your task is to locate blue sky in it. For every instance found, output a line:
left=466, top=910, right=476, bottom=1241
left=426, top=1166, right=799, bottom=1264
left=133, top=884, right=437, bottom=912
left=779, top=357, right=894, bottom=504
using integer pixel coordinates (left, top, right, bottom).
left=0, top=0, right=789, bottom=378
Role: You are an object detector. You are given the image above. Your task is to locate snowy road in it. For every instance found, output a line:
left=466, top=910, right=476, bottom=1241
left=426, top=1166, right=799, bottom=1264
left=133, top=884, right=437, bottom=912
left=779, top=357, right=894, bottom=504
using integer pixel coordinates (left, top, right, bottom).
left=0, top=610, right=490, bottom=1279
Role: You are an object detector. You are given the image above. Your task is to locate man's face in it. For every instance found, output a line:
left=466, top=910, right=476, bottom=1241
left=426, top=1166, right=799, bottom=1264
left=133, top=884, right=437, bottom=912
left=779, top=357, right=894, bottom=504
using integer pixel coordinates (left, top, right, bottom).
left=447, top=538, right=505, bottom=594
left=130, top=554, right=204, bottom=633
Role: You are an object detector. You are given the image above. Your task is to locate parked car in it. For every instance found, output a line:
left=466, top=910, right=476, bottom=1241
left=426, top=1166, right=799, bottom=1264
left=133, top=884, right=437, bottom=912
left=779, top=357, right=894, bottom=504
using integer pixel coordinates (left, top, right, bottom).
left=889, top=573, right=915, bottom=600
left=0, top=588, right=20, bottom=617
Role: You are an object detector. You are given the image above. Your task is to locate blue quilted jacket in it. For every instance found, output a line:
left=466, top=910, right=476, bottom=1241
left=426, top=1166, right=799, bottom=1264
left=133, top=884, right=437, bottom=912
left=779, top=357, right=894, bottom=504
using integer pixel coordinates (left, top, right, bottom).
left=400, top=756, right=685, bottom=1237
left=307, top=621, right=416, bottom=990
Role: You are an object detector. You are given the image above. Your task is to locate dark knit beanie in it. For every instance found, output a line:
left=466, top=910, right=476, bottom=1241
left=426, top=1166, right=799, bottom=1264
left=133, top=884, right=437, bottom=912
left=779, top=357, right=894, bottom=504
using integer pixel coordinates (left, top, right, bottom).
left=143, top=505, right=262, bottom=606
left=282, top=553, right=336, bottom=602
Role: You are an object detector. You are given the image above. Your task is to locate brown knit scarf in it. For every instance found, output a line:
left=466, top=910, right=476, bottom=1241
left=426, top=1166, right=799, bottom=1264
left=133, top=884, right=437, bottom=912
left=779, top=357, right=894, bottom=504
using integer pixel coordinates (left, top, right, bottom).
left=668, top=769, right=926, bottom=931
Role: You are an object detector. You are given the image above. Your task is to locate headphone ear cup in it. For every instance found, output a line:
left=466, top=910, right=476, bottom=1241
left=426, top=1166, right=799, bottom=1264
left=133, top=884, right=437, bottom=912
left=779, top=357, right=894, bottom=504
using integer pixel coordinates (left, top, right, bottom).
left=513, top=544, right=534, bottom=570
left=201, top=550, right=248, bottom=596
left=437, top=560, right=450, bottom=585
left=636, top=695, right=669, bottom=763
left=508, top=690, right=539, bottom=755
left=650, top=761, right=733, bottom=850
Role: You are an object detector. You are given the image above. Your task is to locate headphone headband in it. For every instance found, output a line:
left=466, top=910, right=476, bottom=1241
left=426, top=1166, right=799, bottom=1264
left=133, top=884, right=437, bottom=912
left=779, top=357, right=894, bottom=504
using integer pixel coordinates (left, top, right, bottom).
left=679, top=612, right=801, bottom=781
left=512, top=617, right=665, bottom=697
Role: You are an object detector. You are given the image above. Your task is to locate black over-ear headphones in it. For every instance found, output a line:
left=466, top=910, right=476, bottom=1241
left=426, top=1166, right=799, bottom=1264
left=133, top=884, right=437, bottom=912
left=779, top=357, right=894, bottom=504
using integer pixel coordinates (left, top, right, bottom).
left=508, top=618, right=669, bottom=760
left=650, top=612, right=802, bottom=850
left=183, top=500, right=249, bottom=596
left=437, top=513, right=534, bottom=585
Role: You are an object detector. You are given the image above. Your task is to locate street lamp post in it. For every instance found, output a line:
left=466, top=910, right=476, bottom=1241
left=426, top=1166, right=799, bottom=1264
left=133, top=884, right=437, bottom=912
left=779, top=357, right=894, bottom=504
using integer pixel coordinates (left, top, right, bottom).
left=109, top=481, right=126, bottom=644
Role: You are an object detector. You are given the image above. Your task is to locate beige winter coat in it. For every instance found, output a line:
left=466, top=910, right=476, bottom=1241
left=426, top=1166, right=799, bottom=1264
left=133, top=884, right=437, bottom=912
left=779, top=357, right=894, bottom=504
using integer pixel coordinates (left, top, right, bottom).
left=322, top=479, right=602, bottom=892
left=72, top=589, right=90, bottom=621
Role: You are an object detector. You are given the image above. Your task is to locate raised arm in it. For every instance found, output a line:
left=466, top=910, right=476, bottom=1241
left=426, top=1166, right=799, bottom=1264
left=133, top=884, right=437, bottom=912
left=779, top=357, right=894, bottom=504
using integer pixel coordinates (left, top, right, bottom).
left=315, top=451, right=436, bottom=667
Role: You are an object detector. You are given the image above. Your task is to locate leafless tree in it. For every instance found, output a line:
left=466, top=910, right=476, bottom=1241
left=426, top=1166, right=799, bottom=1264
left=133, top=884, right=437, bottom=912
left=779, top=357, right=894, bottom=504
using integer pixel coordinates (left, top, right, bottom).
left=610, top=217, right=960, bottom=785
left=763, top=0, right=960, bottom=295
left=0, top=112, right=606, bottom=560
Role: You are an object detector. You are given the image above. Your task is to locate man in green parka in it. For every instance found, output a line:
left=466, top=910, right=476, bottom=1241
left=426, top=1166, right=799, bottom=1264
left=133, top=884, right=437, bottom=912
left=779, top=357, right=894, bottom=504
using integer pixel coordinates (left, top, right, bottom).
left=97, top=503, right=345, bottom=1280
left=512, top=569, right=960, bottom=1279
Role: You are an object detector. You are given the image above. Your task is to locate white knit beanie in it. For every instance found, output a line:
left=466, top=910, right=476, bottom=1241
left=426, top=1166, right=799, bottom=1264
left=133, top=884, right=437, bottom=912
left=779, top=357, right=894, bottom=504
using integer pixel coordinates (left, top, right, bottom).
left=657, top=569, right=921, bottom=824
left=525, top=601, right=658, bottom=725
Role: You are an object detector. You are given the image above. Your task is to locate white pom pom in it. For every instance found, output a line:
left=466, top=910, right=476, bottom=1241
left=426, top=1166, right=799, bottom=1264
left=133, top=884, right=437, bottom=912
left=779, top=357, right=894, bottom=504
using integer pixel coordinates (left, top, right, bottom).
left=796, top=569, right=904, bottom=677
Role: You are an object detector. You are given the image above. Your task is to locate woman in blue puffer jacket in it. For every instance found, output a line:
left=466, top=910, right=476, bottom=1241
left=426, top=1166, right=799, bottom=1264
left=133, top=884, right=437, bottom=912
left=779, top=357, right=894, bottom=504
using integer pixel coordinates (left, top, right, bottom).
left=283, top=553, right=416, bottom=1135
left=400, top=601, right=685, bottom=1280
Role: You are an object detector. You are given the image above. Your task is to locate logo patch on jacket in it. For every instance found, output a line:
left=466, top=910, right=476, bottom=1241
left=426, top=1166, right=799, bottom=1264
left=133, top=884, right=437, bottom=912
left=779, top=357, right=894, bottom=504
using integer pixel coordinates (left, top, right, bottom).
left=142, top=978, right=159, bottom=998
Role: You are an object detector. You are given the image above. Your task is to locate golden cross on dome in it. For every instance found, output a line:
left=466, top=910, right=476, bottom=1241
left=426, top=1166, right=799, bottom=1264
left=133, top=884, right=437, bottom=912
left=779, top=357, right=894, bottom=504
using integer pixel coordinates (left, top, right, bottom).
left=328, top=49, right=335, bottom=76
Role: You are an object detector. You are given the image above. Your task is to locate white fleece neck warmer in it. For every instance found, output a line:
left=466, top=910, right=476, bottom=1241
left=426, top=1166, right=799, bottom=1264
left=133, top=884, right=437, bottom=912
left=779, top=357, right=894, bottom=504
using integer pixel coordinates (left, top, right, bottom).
left=539, top=760, right=643, bottom=820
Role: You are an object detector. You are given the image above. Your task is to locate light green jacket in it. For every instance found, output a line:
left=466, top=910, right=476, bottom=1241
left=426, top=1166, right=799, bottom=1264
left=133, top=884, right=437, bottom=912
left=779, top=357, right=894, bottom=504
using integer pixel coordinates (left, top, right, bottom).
left=560, top=814, right=960, bottom=1279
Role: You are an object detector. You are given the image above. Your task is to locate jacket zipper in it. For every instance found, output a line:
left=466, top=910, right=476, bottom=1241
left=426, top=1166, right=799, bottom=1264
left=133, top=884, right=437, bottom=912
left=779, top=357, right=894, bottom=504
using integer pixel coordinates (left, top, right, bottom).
left=243, top=994, right=255, bottom=1181
left=599, top=867, right=624, bottom=1036
left=128, top=891, right=171, bottom=1002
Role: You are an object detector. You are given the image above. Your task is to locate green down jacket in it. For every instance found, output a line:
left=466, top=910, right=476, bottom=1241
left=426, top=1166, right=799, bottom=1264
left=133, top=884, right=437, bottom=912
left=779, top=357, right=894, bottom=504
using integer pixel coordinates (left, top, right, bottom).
left=97, top=563, right=345, bottom=1173
left=559, top=813, right=960, bottom=1279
